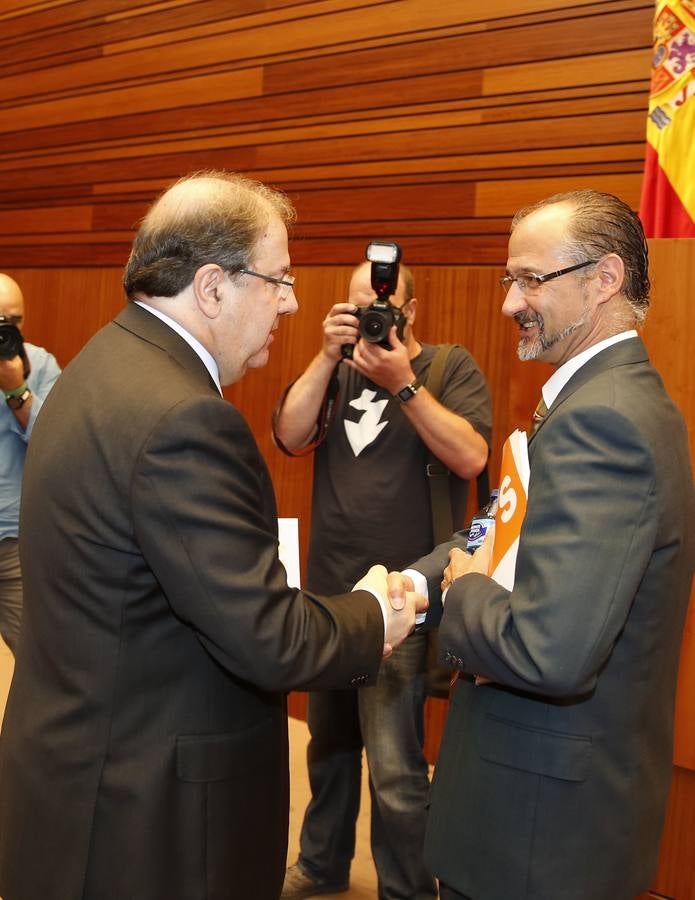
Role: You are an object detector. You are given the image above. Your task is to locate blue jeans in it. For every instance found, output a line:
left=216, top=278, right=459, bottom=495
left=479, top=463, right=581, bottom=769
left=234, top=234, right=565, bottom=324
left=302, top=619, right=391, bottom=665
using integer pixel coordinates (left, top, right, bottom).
left=298, top=632, right=437, bottom=900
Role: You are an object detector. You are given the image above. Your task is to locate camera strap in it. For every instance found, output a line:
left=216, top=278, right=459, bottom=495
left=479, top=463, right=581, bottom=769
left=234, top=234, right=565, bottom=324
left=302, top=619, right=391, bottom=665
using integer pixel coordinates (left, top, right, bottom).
left=272, top=363, right=341, bottom=457
left=424, top=343, right=489, bottom=699
left=424, top=344, right=489, bottom=544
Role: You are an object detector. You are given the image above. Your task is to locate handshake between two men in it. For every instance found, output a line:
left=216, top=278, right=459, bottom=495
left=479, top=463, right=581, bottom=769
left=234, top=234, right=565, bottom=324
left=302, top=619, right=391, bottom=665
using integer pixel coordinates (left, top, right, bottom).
left=354, top=527, right=495, bottom=658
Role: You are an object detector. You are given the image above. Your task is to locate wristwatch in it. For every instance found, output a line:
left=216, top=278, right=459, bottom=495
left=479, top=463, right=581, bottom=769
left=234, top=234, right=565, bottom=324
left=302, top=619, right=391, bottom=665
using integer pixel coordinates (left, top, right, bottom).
left=395, top=379, right=421, bottom=402
left=5, top=383, right=32, bottom=410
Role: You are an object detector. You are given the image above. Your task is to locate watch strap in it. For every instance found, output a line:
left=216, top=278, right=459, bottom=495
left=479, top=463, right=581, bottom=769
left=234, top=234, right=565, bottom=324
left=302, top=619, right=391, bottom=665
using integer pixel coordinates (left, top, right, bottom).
left=395, top=379, right=421, bottom=402
left=4, top=381, right=29, bottom=400
left=6, top=386, right=31, bottom=410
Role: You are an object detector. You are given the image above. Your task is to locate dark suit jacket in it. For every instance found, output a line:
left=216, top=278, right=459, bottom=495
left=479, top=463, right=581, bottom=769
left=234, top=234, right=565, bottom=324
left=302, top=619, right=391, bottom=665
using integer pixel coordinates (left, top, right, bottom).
left=0, top=303, right=384, bottom=900
left=414, top=337, right=695, bottom=900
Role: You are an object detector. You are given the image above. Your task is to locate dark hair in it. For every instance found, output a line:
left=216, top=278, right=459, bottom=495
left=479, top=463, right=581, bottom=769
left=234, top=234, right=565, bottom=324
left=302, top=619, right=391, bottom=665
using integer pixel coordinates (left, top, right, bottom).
left=512, top=190, right=650, bottom=321
left=123, top=171, right=296, bottom=300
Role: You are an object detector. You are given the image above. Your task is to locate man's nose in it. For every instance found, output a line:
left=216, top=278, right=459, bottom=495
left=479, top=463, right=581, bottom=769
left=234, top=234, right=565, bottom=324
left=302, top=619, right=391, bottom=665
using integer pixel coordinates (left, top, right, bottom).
left=501, top=286, right=526, bottom=318
left=283, top=289, right=298, bottom=316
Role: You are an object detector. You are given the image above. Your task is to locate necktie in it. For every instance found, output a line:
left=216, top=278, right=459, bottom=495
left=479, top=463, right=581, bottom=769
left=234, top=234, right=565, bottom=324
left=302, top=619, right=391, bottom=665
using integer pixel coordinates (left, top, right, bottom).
left=531, top=397, right=548, bottom=434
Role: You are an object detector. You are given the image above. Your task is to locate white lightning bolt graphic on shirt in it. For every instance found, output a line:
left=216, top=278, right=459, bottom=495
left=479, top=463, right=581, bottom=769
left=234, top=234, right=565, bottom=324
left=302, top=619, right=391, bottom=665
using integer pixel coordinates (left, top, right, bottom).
left=344, top=389, right=389, bottom=457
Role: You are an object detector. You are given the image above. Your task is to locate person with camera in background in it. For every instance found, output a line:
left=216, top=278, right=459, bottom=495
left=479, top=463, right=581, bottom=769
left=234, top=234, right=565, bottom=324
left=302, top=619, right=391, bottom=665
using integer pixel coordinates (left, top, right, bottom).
left=273, top=251, right=492, bottom=900
left=0, top=273, right=61, bottom=655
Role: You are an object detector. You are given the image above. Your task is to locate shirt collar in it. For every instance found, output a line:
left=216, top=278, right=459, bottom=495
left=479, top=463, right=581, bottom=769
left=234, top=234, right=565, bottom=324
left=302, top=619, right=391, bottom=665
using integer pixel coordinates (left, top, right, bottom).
left=134, top=300, right=222, bottom=395
left=542, top=330, right=638, bottom=410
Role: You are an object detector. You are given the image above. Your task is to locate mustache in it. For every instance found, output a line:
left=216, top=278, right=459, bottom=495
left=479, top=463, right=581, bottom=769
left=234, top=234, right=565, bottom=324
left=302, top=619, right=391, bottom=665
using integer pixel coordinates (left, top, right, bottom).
left=514, top=311, right=544, bottom=329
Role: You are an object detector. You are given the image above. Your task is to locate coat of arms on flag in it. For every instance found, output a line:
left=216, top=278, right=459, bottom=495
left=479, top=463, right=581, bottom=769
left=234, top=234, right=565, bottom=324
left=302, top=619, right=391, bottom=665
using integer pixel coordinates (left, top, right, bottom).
left=639, top=0, right=695, bottom=236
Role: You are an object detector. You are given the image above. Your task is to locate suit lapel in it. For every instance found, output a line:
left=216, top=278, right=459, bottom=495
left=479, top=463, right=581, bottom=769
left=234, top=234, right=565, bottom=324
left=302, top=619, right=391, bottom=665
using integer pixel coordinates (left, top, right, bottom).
left=114, top=302, right=219, bottom=395
left=529, top=337, right=648, bottom=443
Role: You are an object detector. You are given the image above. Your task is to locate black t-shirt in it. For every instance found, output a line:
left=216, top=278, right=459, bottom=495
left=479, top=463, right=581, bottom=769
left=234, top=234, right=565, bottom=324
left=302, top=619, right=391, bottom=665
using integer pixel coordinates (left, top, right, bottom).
left=306, top=342, right=492, bottom=594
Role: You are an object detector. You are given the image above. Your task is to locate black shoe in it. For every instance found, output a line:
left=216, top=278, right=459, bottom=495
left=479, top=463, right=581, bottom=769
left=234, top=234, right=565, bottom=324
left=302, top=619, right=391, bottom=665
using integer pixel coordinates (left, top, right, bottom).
left=280, top=863, right=349, bottom=899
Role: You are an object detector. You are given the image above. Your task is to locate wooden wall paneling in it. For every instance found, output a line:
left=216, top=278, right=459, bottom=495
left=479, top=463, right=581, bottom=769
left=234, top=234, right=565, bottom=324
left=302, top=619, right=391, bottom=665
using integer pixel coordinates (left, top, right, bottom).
left=0, top=1, right=655, bottom=268
left=261, top=5, right=651, bottom=93
left=482, top=46, right=651, bottom=95
left=0, top=205, right=93, bottom=234
left=650, top=766, right=695, bottom=900
left=3, top=0, right=607, bottom=104
left=475, top=173, right=644, bottom=217
left=7, top=267, right=125, bottom=370
left=0, top=68, right=265, bottom=133
left=0, top=107, right=647, bottom=189
left=0, top=78, right=649, bottom=160
left=0, top=0, right=315, bottom=67
left=644, top=240, right=695, bottom=774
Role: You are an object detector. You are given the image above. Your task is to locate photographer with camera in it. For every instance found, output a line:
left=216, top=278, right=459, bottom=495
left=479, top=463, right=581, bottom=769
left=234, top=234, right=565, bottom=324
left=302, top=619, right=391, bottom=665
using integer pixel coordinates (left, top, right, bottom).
left=0, top=273, right=61, bottom=655
left=273, top=247, right=492, bottom=900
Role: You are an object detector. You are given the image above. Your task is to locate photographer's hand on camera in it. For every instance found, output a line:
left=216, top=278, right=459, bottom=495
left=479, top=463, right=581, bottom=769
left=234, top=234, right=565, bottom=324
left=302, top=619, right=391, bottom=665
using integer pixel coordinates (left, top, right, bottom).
left=0, top=353, right=32, bottom=428
left=0, top=354, right=24, bottom=391
left=346, top=325, right=415, bottom=395
left=321, top=301, right=360, bottom=362
left=272, top=300, right=362, bottom=453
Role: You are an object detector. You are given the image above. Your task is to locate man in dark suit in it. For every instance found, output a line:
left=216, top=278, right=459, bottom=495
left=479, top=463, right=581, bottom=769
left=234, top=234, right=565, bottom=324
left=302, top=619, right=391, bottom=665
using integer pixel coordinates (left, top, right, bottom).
left=390, top=190, right=695, bottom=900
left=0, top=171, right=425, bottom=900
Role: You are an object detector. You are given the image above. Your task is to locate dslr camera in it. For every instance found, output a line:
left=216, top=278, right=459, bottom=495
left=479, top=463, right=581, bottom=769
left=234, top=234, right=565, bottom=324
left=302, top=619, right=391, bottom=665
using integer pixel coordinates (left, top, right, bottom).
left=0, top=316, right=25, bottom=361
left=341, top=241, right=404, bottom=359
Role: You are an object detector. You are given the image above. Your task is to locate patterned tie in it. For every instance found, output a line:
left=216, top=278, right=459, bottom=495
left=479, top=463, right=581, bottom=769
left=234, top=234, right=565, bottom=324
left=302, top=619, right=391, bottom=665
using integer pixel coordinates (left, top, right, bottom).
left=531, top=397, right=548, bottom=434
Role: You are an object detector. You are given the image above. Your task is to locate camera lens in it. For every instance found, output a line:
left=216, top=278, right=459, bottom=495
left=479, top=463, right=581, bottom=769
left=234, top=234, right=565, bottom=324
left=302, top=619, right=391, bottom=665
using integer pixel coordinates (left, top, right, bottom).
left=359, top=309, right=392, bottom=343
left=363, top=316, right=384, bottom=337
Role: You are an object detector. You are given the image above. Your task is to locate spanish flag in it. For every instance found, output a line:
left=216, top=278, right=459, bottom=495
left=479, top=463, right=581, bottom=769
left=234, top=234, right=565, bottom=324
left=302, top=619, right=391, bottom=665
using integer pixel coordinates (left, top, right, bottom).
left=639, top=0, right=695, bottom=237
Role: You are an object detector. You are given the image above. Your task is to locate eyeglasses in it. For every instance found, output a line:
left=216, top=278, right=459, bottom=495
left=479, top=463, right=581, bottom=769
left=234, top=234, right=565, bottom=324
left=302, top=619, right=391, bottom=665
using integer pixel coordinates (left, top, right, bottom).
left=239, top=268, right=296, bottom=299
left=500, top=260, right=598, bottom=294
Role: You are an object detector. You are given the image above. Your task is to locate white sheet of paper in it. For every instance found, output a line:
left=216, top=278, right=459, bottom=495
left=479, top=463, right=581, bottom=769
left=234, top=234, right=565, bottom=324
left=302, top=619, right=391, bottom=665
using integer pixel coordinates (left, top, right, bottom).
left=278, top=517, right=301, bottom=588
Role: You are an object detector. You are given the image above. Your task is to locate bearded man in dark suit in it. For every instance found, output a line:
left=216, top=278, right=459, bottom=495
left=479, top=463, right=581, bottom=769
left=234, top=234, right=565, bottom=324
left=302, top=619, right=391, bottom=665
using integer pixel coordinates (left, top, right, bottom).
left=0, top=171, right=425, bottom=900
left=390, top=191, right=695, bottom=900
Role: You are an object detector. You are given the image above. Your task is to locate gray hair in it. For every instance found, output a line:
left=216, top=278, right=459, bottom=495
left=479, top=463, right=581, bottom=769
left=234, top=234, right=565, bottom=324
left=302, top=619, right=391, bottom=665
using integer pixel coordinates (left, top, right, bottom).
left=512, top=190, right=650, bottom=323
left=123, top=171, right=296, bottom=300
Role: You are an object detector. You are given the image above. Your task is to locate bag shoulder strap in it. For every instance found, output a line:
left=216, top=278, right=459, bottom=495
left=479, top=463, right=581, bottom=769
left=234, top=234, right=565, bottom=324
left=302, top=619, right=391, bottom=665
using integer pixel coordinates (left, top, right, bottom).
left=423, top=343, right=489, bottom=543
left=272, top=363, right=341, bottom=458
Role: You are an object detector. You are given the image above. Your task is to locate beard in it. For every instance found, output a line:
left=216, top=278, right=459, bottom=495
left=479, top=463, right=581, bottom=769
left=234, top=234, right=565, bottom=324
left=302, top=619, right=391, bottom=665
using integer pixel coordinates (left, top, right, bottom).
left=515, top=299, right=590, bottom=361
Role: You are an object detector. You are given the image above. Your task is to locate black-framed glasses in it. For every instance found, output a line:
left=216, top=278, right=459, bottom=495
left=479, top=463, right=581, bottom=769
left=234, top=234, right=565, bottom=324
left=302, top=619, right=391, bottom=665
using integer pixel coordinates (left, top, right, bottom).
left=239, top=268, right=296, bottom=299
left=500, top=259, right=598, bottom=294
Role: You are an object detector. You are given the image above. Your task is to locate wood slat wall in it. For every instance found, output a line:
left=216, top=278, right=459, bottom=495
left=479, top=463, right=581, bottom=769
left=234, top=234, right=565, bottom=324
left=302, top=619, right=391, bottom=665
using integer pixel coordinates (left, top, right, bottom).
left=2, top=2, right=694, bottom=896
left=1, top=0, right=652, bottom=267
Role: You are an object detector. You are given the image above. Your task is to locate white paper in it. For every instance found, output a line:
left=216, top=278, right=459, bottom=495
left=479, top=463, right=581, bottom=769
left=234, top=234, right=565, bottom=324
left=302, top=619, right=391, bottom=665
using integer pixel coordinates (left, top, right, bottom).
left=278, top=517, right=301, bottom=588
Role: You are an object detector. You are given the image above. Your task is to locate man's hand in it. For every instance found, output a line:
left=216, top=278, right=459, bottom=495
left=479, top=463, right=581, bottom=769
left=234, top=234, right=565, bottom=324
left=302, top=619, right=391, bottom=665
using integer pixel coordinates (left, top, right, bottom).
left=347, top=326, right=414, bottom=395
left=0, top=355, right=25, bottom=393
left=386, top=570, right=414, bottom=611
left=353, top=565, right=427, bottom=658
left=321, top=302, right=360, bottom=361
left=441, top=526, right=495, bottom=592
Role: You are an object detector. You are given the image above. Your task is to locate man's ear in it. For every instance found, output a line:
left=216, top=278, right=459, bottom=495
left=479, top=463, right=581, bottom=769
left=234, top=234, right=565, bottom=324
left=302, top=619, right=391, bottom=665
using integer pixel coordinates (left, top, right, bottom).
left=404, top=297, right=417, bottom=326
left=193, top=264, right=226, bottom=319
left=594, top=254, right=624, bottom=305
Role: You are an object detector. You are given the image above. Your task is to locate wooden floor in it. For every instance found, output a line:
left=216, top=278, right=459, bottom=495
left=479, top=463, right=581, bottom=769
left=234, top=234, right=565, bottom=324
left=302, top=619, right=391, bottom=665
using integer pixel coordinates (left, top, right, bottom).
left=0, top=640, right=380, bottom=898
